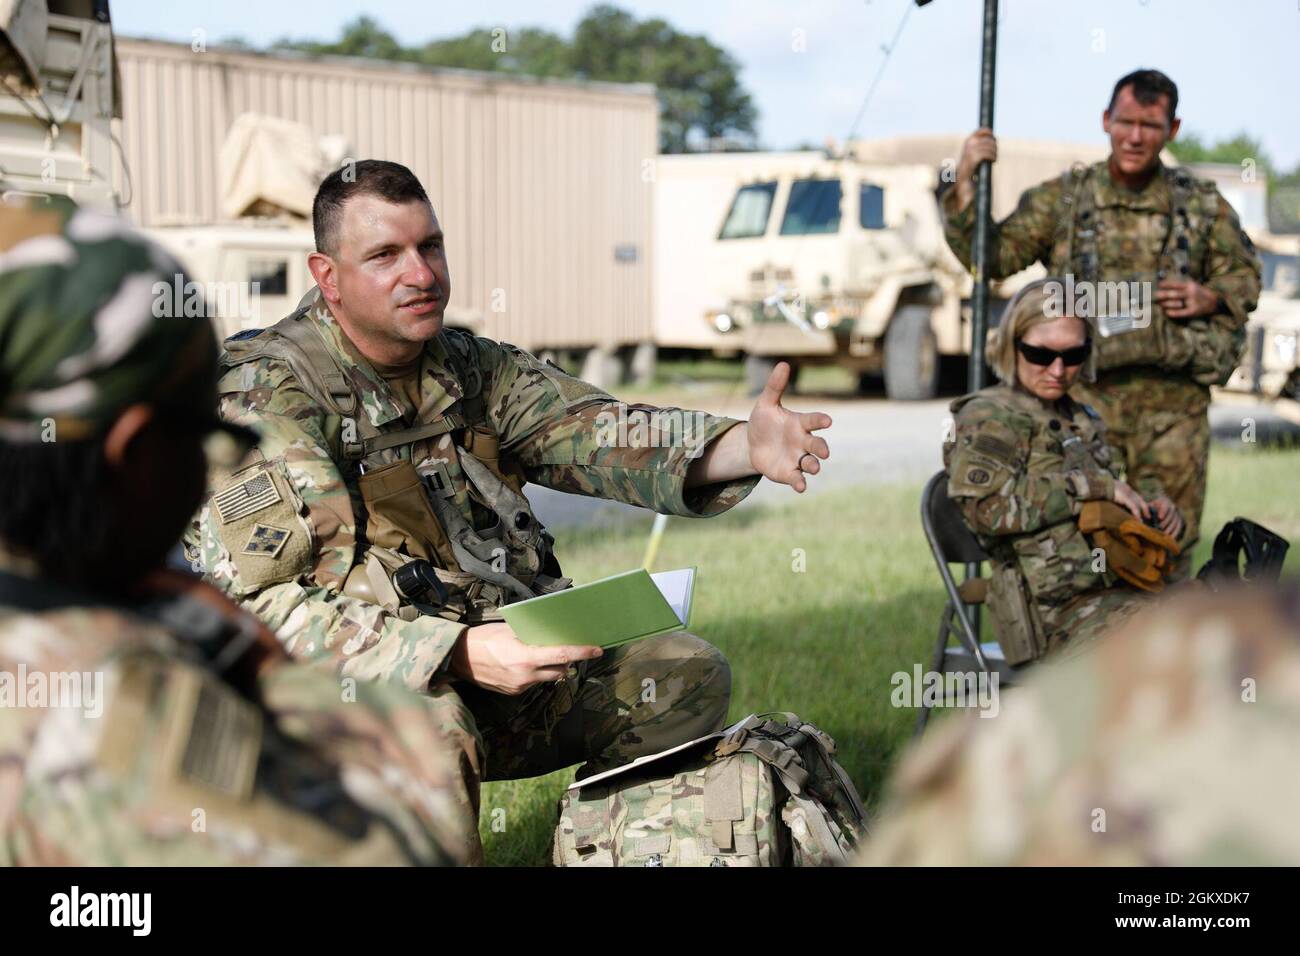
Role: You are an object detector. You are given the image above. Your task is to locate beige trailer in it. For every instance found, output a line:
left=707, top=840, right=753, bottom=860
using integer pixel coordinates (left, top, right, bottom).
left=111, top=37, right=659, bottom=357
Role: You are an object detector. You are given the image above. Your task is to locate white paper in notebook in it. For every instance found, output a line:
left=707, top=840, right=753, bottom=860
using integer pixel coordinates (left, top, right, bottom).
left=650, top=567, right=694, bottom=626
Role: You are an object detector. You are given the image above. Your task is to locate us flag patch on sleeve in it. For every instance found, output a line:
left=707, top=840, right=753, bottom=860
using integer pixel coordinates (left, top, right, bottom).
left=213, top=471, right=281, bottom=524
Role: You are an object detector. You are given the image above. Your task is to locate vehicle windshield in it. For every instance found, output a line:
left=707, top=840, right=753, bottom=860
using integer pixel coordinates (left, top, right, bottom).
left=1260, top=250, right=1299, bottom=297
left=780, top=178, right=842, bottom=235
left=718, top=181, right=777, bottom=239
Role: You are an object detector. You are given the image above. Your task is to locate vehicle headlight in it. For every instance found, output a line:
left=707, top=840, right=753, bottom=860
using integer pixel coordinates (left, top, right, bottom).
left=1272, top=331, right=1297, bottom=367
left=712, top=312, right=734, bottom=333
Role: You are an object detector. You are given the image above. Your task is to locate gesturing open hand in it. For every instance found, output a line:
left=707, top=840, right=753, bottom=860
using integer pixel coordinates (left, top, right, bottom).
left=745, top=362, right=832, bottom=493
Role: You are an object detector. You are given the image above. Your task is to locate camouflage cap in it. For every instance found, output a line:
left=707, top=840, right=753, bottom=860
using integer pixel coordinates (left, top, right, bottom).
left=860, top=584, right=1300, bottom=866
left=0, top=196, right=217, bottom=442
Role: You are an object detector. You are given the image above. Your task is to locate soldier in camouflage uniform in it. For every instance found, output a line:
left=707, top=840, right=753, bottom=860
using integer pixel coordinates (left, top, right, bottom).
left=188, top=162, right=833, bottom=841
left=860, top=583, right=1300, bottom=865
left=942, top=69, right=1261, bottom=577
left=945, top=278, right=1184, bottom=664
left=0, top=197, right=471, bottom=865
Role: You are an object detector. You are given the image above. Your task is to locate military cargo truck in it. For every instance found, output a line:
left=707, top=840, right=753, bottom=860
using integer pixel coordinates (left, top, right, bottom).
left=653, top=137, right=1113, bottom=399
left=1224, top=231, right=1300, bottom=400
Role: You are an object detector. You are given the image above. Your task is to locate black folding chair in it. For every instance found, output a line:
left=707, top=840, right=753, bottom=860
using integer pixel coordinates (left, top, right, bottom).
left=916, top=470, right=1024, bottom=735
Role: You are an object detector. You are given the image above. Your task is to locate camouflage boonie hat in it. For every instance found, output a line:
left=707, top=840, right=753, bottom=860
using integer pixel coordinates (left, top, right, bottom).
left=0, top=196, right=217, bottom=442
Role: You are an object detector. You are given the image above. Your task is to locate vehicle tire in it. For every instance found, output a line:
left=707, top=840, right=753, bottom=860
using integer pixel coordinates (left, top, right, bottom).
left=883, top=305, right=939, bottom=401
left=855, top=370, right=883, bottom=396
left=744, top=354, right=778, bottom=395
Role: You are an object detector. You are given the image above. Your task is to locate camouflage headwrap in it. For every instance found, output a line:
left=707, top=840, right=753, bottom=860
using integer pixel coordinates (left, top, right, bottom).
left=0, top=197, right=217, bottom=442
left=988, top=276, right=1097, bottom=385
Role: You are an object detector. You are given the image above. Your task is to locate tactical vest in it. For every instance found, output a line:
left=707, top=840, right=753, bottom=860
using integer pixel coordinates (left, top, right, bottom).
left=220, top=308, right=569, bottom=624
left=999, top=397, right=1116, bottom=600
left=949, top=388, right=1120, bottom=662
left=1057, top=163, right=1218, bottom=372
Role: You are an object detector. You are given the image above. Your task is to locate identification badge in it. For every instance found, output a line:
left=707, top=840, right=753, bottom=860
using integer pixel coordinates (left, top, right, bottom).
left=1097, top=311, right=1149, bottom=337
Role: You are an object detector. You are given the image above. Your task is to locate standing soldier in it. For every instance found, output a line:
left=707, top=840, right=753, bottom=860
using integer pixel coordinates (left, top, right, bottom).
left=0, top=198, right=472, bottom=865
left=189, top=161, right=833, bottom=851
left=941, top=69, right=1261, bottom=575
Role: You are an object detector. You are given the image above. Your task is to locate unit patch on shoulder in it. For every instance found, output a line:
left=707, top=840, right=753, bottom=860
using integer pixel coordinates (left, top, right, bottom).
left=242, top=524, right=292, bottom=558
left=214, top=471, right=281, bottom=524
left=210, top=460, right=313, bottom=593
left=971, top=433, right=1017, bottom=463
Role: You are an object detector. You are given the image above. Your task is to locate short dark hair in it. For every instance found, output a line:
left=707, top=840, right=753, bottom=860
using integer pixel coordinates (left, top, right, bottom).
left=312, top=159, right=431, bottom=256
left=0, top=439, right=116, bottom=587
left=1108, top=69, right=1178, bottom=124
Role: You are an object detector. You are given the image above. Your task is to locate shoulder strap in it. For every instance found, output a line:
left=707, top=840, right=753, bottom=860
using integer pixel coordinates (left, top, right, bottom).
left=440, top=331, right=487, bottom=427
left=1061, top=163, right=1098, bottom=283
left=725, top=718, right=862, bottom=864
left=1162, top=166, right=1219, bottom=278
left=0, top=570, right=261, bottom=683
left=269, top=309, right=358, bottom=417
left=0, top=568, right=108, bottom=613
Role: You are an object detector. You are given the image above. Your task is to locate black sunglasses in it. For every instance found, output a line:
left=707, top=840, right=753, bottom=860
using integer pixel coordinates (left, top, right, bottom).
left=1016, top=338, right=1092, bottom=367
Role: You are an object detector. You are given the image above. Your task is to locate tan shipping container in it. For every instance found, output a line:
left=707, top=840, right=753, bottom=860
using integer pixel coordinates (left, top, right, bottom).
left=112, top=37, right=658, bottom=350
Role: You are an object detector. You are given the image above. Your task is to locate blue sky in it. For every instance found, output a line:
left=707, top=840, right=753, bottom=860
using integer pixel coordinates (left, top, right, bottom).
left=114, top=0, right=1300, bottom=169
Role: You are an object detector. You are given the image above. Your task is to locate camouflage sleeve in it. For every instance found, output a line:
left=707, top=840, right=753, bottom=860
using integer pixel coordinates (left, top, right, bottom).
left=256, top=662, right=476, bottom=865
left=860, top=588, right=1300, bottom=866
left=2, top=646, right=462, bottom=865
left=939, top=177, right=1061, bottom=279
left=199, top=365, right=466, bottom=694
left=1201, top=192, right=1262, bottom=332
left=946, top=400, right=1103, bottom=536
left=470, top=337, right=760, bottom=517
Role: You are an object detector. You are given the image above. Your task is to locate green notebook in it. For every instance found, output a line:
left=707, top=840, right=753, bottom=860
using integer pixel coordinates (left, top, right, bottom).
left=502, top=567, right=696, bottom=649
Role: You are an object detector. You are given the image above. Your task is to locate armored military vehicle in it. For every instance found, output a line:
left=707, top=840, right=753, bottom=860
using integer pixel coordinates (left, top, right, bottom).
left=1224, top=232, right=1300, bottom=400
left=653, top=137, right=1113, bottom=399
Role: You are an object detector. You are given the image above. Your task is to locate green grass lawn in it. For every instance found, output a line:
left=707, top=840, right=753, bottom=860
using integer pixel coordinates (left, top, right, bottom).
left=479, top=443, right=1300, bottom=865
left=648, top=357, right=860, bottom=396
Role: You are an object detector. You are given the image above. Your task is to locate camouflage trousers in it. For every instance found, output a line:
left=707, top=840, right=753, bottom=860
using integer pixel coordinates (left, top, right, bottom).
left=421, top=630, right=732, bottom=863
left=1040, top=585, right=1147, bottom=660
left=1074, top=373, right=1211, bottom=580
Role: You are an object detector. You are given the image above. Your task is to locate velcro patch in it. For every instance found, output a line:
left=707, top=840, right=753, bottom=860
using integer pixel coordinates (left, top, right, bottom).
left=98, top=657, right=261, bottom=803
left=179, top=678, right=262, bottom=798
left=243, top=523, right=291, bottom=558
left=971, top=433, right=1017, bottom=463
left=214, top=471, right=281, bottom=524
left=967, top=467, right=992, bottom=485
left=212, top=461, right=313, bottom=593
left=510, top=345, right=611, bottom=410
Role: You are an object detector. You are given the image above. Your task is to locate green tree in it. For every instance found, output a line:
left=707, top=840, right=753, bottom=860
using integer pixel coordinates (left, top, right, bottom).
left=1169, top=132, right=1300, bottom=233
left=273, top=15, right=410, bottom=63
left=264, top=7, right=757, bottom=154
left=1168, top=131, right=1273, bottom=176
left=571, top=5, right=756, bottom=152
left=416, top=27, right=573, bottom=77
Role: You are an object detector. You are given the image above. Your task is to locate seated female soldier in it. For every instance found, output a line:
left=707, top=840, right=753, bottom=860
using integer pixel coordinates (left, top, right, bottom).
left=944, top=276, right=1184, bottom=665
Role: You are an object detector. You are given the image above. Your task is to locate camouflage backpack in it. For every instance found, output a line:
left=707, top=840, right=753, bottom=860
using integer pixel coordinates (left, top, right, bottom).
left=552, top=712, right=868, bottom=867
